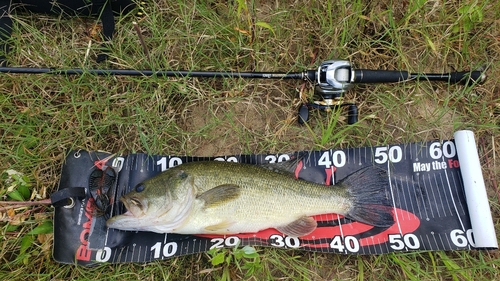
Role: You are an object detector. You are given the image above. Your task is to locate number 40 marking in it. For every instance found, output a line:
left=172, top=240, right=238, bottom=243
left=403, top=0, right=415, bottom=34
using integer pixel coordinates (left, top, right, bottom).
left=318, top=151, right=346, bottom=168
left=329, top=236, right=359, bottom=253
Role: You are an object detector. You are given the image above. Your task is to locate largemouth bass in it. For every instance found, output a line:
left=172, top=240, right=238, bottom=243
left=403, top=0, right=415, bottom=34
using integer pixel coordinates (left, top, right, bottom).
left=106, top=160, right=394, bottom=237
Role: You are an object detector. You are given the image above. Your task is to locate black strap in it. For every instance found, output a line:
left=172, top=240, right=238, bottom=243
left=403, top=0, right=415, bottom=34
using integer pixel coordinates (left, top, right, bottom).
left=0, top=0, right=120, bottom=63
left=51, top=187, right=86, bottom=207
left=96, top=0, right=115, bottom=62
left=0, top=1, right=13, bottom=66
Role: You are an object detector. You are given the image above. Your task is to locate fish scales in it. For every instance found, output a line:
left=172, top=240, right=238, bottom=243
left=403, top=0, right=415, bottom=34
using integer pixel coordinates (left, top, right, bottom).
left=184, top=162, right=351, bottom=233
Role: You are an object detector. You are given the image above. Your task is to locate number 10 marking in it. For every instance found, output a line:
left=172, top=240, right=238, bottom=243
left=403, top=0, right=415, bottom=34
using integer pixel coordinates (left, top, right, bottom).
left=151, top=242, right=178, bottom=258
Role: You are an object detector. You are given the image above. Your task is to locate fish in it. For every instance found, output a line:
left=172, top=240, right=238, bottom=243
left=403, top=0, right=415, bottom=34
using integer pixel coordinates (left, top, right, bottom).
left=106, top=160, right=394, bottom=237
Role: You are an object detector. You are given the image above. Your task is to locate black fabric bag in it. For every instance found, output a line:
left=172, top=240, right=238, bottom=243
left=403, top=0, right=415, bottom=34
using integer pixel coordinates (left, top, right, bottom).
left=0, top=0, right=137, bottom=64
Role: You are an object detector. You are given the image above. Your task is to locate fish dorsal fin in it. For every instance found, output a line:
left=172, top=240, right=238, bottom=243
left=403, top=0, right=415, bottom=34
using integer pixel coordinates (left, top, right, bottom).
left=276, top=216, right=317, bottom=237
left=204, top=220, right=235, bottom=233
left=259, top=154, right=305, bottom=178
left=197, top=184, right=241, bottom=208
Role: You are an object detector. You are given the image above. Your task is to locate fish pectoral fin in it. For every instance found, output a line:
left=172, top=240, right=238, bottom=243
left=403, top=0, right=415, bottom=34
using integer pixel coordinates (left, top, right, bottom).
left=198, top=184, right=241, bottom=208
left=204, top=220, right=235, bottom=233
left=276, top=216, right=317, bottom=237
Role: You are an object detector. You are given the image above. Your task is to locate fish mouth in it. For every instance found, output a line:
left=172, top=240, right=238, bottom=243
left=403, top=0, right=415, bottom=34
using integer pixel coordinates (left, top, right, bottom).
left=106, top=211, right=142, bottom=230
left=119, top=195, right=146, bottom=218
left=106, top=195, right=149, bottom=230
left=106, top=199, right=144, bottom=230
left=119, top=210, right=134, bottom=217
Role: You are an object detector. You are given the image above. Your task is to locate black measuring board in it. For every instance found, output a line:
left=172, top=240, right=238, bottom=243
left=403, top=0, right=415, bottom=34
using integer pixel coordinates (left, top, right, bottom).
left=52, top=139, right=492, bottom=266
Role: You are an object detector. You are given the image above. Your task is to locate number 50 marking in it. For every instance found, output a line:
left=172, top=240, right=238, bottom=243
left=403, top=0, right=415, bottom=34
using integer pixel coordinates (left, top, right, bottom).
left=374, top=146, right=403, bottom=164
left=388, top=233, right=420, bottom=250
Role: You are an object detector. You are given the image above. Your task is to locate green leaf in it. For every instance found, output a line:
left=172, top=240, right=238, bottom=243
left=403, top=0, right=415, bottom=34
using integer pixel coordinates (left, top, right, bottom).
left=236, top=0, right=246, bottom=16
left=27, top=220, right=53, bottom=235
left=463, top=19, right=473, bottom=32
left=233, top=249, right=244, bottom=260
left=241, top=245, right=259, bottom=258
left=20, top=235, right=34, bottom=254
left=18, top=184, right=31, bottom=200
left=210, top=252, right=225, bottom=266
left=7, top=190, right=24, bottom=201
left=6, top=223, right=19, bottom=232
left=475, top=8, right=483, bottom=22
left=255, top=21, right=275, bottom=35
left=242, top=245, right=256, bottom=255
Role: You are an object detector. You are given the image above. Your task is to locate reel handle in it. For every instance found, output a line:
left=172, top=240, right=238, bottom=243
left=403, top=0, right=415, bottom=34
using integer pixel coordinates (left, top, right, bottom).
left=297, top=103, right=358, bottom=125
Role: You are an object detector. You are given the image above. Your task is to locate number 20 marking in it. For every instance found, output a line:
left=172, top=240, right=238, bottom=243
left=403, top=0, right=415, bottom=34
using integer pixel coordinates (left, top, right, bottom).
left=210, top=236, right=240, bottom=249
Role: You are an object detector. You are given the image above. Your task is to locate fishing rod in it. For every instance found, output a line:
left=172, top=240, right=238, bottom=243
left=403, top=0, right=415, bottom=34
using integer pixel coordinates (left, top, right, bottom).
left=0, top=66, right=307, bottom=79
left=0, top=59, right=485, bottom=124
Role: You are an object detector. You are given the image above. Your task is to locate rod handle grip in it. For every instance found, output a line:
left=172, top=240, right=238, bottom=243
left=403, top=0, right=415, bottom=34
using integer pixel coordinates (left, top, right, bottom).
left=353, top=69, right=409, bottom=83
left=448, top=70, right=486, bottom=85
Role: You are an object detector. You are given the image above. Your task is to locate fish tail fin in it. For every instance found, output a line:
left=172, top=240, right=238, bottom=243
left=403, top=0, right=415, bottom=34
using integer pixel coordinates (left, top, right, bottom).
left=340, top=166, right=394, bottom=227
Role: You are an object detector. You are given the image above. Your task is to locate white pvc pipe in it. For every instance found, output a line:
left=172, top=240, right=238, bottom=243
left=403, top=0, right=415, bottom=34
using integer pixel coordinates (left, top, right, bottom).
left=454, top=130, right=498, bottom=248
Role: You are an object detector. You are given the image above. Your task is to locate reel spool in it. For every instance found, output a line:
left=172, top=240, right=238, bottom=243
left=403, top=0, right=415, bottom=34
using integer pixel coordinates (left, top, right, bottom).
left=299, top=60, right=358, bottom=124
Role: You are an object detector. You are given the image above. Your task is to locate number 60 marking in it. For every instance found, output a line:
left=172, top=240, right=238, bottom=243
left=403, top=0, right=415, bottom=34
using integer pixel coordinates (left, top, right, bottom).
left=450, top=229, right=475, bottom=247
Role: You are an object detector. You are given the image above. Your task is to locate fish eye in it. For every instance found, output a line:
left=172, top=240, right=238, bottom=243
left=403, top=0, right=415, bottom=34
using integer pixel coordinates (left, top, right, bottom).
left=135, top=184, right=145, bottom=192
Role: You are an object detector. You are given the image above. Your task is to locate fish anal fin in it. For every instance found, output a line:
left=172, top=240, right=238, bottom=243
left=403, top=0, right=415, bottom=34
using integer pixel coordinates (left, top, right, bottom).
left=204, top=220, right=235, bottom=233
left=276, top=216, right=317, bottom=237
left=197, top=184, right=241, bottom=208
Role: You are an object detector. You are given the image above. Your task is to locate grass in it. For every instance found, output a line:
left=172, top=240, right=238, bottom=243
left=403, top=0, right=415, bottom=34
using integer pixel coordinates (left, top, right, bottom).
left=1, top=0, right=499, bottom=279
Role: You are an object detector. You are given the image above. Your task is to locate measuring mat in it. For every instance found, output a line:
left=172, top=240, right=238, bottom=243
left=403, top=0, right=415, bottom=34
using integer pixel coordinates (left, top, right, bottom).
left=51, top=130, right=498, bottom=265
